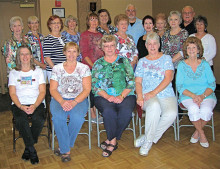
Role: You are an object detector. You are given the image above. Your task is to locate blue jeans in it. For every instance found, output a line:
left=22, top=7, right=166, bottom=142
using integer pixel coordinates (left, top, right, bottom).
left=50, top=98, right=88, bottom=154
left=94, top=95, right=136, bottom=141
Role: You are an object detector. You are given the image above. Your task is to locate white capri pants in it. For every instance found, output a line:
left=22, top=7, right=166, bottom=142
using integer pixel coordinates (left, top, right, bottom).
left=181, top=98, right=216, bottom=122
left=46, top=71, right=52, bottom=83
left=143, top=96, right=177, bottom=144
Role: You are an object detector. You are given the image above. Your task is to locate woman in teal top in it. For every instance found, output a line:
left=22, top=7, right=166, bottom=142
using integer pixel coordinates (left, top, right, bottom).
left=176, top=37, right=216, bottom=148
left=92, top=35, right=136, bottom=157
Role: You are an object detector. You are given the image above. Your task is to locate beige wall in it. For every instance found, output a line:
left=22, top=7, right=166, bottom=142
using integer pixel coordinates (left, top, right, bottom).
left=102, top=0, right=152, bottom=24
left=152, top=0, right=220, bottom=84
left=39, top=0, right=77, bottom=35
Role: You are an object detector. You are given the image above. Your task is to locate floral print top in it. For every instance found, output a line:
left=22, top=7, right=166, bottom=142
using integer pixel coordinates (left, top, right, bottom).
left=51, top=62, right=91, bottom=98
left=176, top=60, right=216, bottom=103
left=92, top=55, right=135, bottom=97
left=161, top=29, right=188, bottom=68
left=61, top=31, right=82, bottom=62
left=2, top=36, right=29, bottom=72
left=24, top=31, right=45, bottom=63
left=97, top=25, right=117, bottom=35
left=114, top=34, right=138, bottom=62
left=135, top=54, right=175, bottom=98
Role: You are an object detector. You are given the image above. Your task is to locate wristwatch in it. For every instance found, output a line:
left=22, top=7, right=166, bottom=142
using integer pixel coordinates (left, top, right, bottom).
left=203, top=93, right=207, bottom=98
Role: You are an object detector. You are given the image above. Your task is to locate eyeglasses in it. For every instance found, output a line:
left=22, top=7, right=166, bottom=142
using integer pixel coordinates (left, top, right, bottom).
left=51, top=22, right=61, bottom=25
left=183, top=12, right=193, bottom=15
left=103, top=44, right=116, bottom=48
left=126, top=9, right=136, bottom=12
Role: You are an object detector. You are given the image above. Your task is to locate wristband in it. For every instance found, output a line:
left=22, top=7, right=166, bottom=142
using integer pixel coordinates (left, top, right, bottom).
left=121, top=94, right=125, bottom=99
left=73, top=99, right=78, bottom=104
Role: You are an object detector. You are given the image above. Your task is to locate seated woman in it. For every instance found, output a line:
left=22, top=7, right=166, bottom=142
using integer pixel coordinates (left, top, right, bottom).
left=9, top=45, right=46, bottom=164
left=50, top=42, right=91, bottom=162
left=92, top=35, right=136, bottom=157
left=176, top=37, right=216, bottom=148
left=135, top=32, right=177, bottom=156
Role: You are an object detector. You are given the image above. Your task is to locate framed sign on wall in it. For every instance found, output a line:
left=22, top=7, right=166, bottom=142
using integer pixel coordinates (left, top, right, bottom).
left=52, top=8, right=65, bottom=18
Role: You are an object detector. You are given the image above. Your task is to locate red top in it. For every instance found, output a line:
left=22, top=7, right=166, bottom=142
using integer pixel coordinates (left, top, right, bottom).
left=79, top=30, right=103, bottom=69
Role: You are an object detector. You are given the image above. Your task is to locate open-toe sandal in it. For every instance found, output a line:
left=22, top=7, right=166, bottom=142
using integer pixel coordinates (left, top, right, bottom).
left=100, top=141, right=109, bottom=150
left=102, top=142, right=118, bottom=157
left=54, top=148, right=62, bottom=156
left=61, top=154, right=71, bottom=162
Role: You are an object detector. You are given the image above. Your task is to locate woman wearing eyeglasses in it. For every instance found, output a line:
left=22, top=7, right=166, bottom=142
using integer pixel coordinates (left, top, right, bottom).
left=43, top=15, right=67, bottom=82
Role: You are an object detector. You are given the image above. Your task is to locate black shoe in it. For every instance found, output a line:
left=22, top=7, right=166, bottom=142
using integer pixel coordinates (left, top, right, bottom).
left=30, top=150, right=39, bottom=164
left=21, top=148, right=30, bottom=161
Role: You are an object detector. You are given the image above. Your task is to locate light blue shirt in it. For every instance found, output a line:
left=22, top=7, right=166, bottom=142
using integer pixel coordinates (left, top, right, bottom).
left=127, top=17, right=145, bottom=45
left=135, top=54, right=175, bottom=98
left=176, top=60, right=216, bottom=103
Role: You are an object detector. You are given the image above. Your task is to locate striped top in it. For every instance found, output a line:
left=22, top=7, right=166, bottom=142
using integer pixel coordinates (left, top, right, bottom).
left=43, top=34, right=67, bottom=71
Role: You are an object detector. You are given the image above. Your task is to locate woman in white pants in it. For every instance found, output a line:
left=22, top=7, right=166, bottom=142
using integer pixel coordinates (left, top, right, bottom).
left=176, top=37, right=216, bottom=148
left=134, top=32, right=177, bottom=156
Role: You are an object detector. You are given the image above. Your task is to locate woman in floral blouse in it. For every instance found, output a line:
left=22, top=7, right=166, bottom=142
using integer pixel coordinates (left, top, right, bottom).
left=97, top=9, right=117, bottom=35
left=92, top=35, right=136, bottom=157
left=114, top=14, right=138, bottom=68
left=176, top=37, right=216, bottom=148
left=24, top=16, right=46, bottom=79
left=161, top=11, right=188, bottom=69
left=2, top=16, right=28, bottom=74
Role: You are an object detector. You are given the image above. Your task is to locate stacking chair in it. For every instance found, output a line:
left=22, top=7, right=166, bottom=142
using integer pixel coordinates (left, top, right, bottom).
left=137, top=111, right=177, bottom=141
left=51, top=96, right=92, bottom=150
left=175, top=90, right=215, bottom=141
left=96, top=109, right=136, bottom=147
left=12, top=108, right=51, bottom=152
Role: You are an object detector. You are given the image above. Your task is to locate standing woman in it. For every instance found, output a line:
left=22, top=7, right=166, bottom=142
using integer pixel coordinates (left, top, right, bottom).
left=155, top=13, right=168, bottom=38
left=62, top=15, right=82, bottom=62
left=24, top=16, right=46, bottom=79
left=114, top=14, right=138, bottom=68
left=43, top=15, right=67, bottom=82
left=79, top=12, right=104, bottom=123
left=97, top=9, right=117, bottom=35
left=137, top=15, right=155, bottom=59
left=161, top=11, right=188, bottom=68
left=176, top=37, right=216, bottom=148
left=190, top=15, right=217, bottom=70
left=2, top=16, right=28, bottom=73
left=9, top=45, right=46, bottom=164
left=50, top=42, right=91, bottom=162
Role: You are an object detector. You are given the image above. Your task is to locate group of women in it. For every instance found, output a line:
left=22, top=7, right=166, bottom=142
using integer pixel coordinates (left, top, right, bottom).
left=3, top=6, right=217, bottom=164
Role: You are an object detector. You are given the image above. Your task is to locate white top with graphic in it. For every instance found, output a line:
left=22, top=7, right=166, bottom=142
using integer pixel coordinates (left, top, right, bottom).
left=51, top=62, right=91, bottom=98
left=8, top=67, right=46, bottom=105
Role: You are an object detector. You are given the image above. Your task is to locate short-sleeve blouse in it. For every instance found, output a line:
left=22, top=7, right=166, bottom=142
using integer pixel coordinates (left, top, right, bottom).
left=114, top=34, right=138, bottom=62
left=92, top=55, right=135, bottom=97
left=97, top=25, right=117, bottom=35
left=135, top=54, right=175, bottom=98
left=51, top=62, right=91, bottom=98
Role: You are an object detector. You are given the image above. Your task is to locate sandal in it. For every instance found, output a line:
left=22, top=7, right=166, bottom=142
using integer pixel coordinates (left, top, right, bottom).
left=102, top=142, right=118, bottom=157
left=54, top=148, right=62, bottom=156
left=100, top=141, right=109, bottom=150
left=61, top=154, right=71, bottom=162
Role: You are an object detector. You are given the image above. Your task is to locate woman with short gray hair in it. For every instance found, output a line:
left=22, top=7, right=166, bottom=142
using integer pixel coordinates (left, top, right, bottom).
left=62, top=15, right=82, bottom=62
left=2, top=16, right=28, bottom=73
left=135, top=32, right=177, bottom=156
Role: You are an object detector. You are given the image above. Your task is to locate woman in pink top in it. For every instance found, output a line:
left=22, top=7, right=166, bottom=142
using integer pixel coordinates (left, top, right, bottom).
left=79, top=12, right=104, bottom=123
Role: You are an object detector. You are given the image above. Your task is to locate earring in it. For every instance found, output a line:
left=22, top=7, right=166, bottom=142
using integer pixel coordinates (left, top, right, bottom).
left=197, top=53, right=200, bottom=58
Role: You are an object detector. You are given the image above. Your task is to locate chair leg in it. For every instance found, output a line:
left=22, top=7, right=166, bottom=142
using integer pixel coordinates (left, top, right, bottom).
left=173, top=118, right=177, bottom=141
left=12, top=118, right=16, bottom=152
left=96, top=109, right=100, bottom=147
left=88, top=109, right=92, bottom=149
left=177, top=114, right=180, bottom=141
left=132, top=113, right=136, bottom=140
left=51, top=123, right=55, bottom=151
left=211, top=115, right=215, bottom=141
left=138, top=117, right=142, bottom=136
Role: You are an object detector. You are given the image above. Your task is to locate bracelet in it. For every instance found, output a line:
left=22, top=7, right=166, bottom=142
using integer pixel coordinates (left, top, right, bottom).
left=73, top=99, right=78, bottom=104
left=120, top=94, right=125, bottom=99
left=203, top=93, right=207, bottom=98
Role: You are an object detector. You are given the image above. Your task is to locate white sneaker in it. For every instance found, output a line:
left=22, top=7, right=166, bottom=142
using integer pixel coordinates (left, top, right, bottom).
left=139, top=141, right=153, bottom=156
left=134, top=135, right=146, bottom=148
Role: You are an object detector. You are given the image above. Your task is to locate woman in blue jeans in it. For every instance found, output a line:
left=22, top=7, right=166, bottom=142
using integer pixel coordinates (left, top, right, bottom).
left=92, top=35, right=136, bottom=157
left=50, top=42, right=91, bottom=162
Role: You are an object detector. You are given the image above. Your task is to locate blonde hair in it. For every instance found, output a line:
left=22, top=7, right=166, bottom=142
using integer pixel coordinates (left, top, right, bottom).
left=27, top=16, right=39, bottom=24
left=10, top=16, right=23, bottom=28
left=100, top=35, right=117, bottom=49
left=63, top=42, right=80, bottom=54
left=114, top=14, right=129, bottom=26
